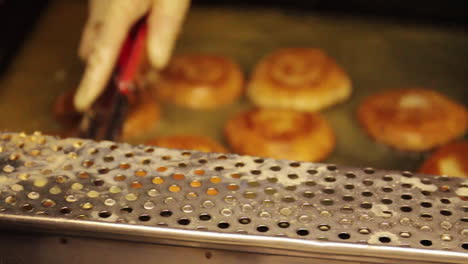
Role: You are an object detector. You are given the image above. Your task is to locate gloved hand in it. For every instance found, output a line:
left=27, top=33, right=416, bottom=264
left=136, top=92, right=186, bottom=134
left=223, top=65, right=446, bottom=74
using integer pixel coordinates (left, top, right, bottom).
left=74, top=0, right=190, bottom=111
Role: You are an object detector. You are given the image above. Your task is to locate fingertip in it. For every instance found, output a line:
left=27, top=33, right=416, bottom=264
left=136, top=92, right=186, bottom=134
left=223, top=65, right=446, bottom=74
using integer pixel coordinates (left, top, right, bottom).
left=147, top=0, right=190, bottom=69
left=73, top=79, right=94, bottom=112
left=147, top=40, right=170, bottom=69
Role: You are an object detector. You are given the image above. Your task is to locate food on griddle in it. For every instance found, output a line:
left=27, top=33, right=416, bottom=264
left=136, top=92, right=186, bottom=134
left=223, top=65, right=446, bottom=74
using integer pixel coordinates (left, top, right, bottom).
left=357, top=88, right=468, bottom=151
left=154, top=54, right=244, bottom=109
left=121, top=95, right=161, bottom=141
left=419, top=141, right=468, bottom=178
left=146, top=134, right=227, bottom=153
left=224, top=108, right=335, bottom=161
left=247, top=48, right=351, bottom=112
left=52, top=89, right=82, bottom=127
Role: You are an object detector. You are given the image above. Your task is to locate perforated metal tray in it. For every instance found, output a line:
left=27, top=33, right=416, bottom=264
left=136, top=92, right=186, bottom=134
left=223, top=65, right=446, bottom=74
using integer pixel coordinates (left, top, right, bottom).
left=0, top=132, right=466, bottom=263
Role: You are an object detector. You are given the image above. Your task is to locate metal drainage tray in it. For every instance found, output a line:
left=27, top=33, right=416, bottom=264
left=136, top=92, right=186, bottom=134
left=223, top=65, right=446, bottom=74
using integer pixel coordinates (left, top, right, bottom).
left=0, top=132, right=466, bottom=264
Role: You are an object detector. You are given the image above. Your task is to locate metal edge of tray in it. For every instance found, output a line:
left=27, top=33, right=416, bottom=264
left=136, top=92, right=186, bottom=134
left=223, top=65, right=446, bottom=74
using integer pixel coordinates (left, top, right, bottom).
left=0, top=214, right=467, bottom=264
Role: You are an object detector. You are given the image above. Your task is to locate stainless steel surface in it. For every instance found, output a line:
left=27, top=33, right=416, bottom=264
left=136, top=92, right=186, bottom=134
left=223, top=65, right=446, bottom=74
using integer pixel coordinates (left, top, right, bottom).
left=0, top=233, right=369, bottom=264
left=0, top=1, right=467, bottom=173
left=0, top=132, right=467, bottom=263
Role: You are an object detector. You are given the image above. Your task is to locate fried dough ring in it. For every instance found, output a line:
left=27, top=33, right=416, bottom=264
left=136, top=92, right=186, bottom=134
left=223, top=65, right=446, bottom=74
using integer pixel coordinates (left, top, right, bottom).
left=419, top=141, right=468, bottom=178
left=357, top=88, right=467, bottom=151
left=247, top=48, right=351, bottom=111
left=224, top=108, right=335, bottom=161
left=146, top=134, right=227, bottom=153
left=154, top=54, right=244, bottom=109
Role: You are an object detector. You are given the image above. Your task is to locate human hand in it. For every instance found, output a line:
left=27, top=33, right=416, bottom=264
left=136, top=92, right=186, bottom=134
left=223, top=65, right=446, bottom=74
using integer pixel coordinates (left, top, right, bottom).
left=74, top=0, right=190, bottom=111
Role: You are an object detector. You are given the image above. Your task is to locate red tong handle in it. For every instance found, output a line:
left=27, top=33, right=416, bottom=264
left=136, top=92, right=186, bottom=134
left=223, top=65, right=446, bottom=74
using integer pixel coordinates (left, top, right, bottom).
left=117, top=18, right=148, bottom=95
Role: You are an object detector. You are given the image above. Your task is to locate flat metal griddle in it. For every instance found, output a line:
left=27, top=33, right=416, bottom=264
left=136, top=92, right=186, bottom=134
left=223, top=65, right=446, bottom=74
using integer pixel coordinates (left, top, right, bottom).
left=0, top=1, right=467, bottom=174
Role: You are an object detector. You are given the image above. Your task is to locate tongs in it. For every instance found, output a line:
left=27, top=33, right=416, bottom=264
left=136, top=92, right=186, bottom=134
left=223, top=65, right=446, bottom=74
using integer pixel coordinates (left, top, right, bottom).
left=77, top=17, right=148, bottom=141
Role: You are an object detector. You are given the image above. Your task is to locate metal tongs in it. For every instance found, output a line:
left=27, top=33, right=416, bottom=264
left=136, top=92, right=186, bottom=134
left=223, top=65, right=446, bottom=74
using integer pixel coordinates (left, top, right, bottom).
left=77, top=17, right=148, bottom=141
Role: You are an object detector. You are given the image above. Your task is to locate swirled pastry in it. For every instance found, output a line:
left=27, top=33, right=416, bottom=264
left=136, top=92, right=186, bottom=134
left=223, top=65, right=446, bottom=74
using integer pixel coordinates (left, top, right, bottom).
left=154, top=54, right=244, bottom=109
left=419, top=141, right=468, bottom=178
left=247, top=48, right=351, bottom=111
left=224, top=108, right=335, bottom=162
left=357, top=89, right=468, bottom=151
left=146, top=135, right=227, bottom=153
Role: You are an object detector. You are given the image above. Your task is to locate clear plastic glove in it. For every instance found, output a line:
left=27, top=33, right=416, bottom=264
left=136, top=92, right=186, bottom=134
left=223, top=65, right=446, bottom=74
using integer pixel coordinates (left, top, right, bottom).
left=74, top=0, right=190, bottom=112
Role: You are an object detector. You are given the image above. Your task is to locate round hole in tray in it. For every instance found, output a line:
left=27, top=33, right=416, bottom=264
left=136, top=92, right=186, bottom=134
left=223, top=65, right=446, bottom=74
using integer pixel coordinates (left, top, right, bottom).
left=325, top=176, right=336, bottom=182
left=363, top=179, right=374, bottom=186
left=382, top=175, right=393, bottom=181
left=400, top=206, right=412, bottom=212
left=401, top=194, right=412, bottom=200
left=420, top=240, right=433, bottom=247
left=160, top=210, right=173, bottom=217
left=256, top=226, right=269, bottom=232
left=99, top=211, right=111, bottom=218
left=218, top=222, right=230, bottom=229
left=381, top=198, right=393, bottom=205
left=440, top=210, right=452, bottom=216
left=290, top=162, right=301, bottom=168
left=420, top=214, right=433, bottom=220
left=60, top=207, right=72, bottom=214
left=297, top=229, right=309, bottom=236
left=178, top=218, right=190, bottom=225
left=199, top=214, right=212, bottom=221
left=318, top=224, right=330, bottom=231
left=21, top=204, right=34, bottom=212
left=420, top=202, right=432, bottom=208
left=440, top=198, right=451, bottom=204
left=250, top=170, right=261, bottom=175
left=120, top=207, right=133, bottom=213
left=382, top=187, right=393, bottom=193
left=239, top=217, right=251, bottom=225
left=93, top=179, right=105, bottom=186
left=421, top=190, right=432, bottom=196
left=379, top=237, right=391, bottom=243
left=270, top=166, right=281, bottom=171
left=139, top=214, right=151, bottom=222
left=321, top=199, right=333, bottom=206
left=338, top=233, right=350, bottom=240
left=235, top=162, right=244, bottom=167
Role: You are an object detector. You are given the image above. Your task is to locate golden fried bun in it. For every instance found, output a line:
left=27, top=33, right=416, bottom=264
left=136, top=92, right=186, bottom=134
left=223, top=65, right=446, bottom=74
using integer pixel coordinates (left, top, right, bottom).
left=146, top=135, right=227, bottom=153
left=247, top=48, right=351, bottom=111
left=121, top=95, right=161, bottom=141
left=224, top=108, right=335, bottom=162
left=154, top=54, right=244, bottom=109
left=357, top=88, right=468, bottom=151
left=419, top=141, right=468, bottom=178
